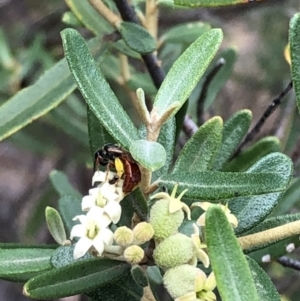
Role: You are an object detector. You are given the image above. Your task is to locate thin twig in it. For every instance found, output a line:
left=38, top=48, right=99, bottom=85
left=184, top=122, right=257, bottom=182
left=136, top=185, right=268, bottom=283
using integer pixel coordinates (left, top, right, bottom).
left=232, top=80, right=293, bottom=158
left=183, top=115, right=198, bottom=137
left=277, top=256, right=300, bottom=271
left=196, top=58, right=225, bottom=125
left=88, top=0, right=121, bottom=26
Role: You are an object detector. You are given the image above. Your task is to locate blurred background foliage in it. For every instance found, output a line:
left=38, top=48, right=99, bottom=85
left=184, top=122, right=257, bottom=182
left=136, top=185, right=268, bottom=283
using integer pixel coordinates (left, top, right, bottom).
left=1, top=0, right=300, bottom=300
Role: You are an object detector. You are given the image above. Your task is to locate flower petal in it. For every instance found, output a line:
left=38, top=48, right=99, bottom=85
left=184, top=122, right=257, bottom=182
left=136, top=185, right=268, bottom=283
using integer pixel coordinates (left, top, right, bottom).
left=228, top=214, right=238, bottom=228
left=73, top=236, right=93, bottom=259
left=81, top=195, right=96, bottom=211
left=196, top=213, right=206, bottom=227
left=92, top=171, right=107, bottom=185
left=98, top=227, right=114, bottom=246
left=72, top=214, right=87, bottom=224
left=87, top=206, right=105, bottom=220
left=104, top=200, right=122, bottom=224
left=194, top=269, right=206, bottom=292
left=203, top=272, right=216, bottom=291
left=70, top=224, right=86, bottom=239
left=89, top=187, right=101, bottom=197
left=92, top=237, right=105, bottom=256
left=197, top=249, right=210, bottom=268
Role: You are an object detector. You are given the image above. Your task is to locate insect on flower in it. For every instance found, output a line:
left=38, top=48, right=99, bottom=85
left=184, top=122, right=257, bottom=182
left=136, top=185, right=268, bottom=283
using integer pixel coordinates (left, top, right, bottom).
left=94, top=144, right=141, bottom=194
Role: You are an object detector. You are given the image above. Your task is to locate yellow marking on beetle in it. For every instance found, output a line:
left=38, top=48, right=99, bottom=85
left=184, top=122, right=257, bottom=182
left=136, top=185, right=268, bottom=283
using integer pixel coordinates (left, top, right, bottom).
left=114, top=157, right=124, bottom=178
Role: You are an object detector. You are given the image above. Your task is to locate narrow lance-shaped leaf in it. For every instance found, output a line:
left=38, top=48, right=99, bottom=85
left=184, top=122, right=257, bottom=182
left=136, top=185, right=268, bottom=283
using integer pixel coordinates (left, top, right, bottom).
left=61, top=28, right=139, bottom=148
left=203, top=48, right=237, bottom=110
left=153, top=29, right=223, bottom=120
left=0, top=245, right=55, bottom=282
left=24, top=258, right=130, bottom=299
left=172, top=116, right=223, bottom=173
left=87, top=106, right=115, bottom=158
left=0, top=36, right=103, bottom=142
left=65, top=0, right=111, bottom=35
left=45, top=207, right=67, bottom=245
left=118, top=22, right=156, bottom=54
left=159, top=171, right=289, bottom=201
left=205, top=206, right=259, bottom=301
left=49, top=170, right=82, bottom=199
left=174, top=0, right=261, bottom=7
left=229, top=152, right=293, bottom=235
left=246, top=256, right=280, bottom=301
left=289, top=13, right=300, bottom=114
left=222, top=136, right=281, bottom=172
left=213, top=109, right=252, bottom=171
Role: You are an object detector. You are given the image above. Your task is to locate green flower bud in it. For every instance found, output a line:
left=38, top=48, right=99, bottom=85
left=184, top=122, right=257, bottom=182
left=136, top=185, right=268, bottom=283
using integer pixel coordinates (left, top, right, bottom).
left=114, top=226, right=134, bottom=247
left=133, top=222, right=154, bottom=245
left=163, top=264, right=199, bottom=299
left=153, top=233, right=195, bottom=269
left=123, top=245, right=145, bottom=264
left=150, top=199, right=184, bottom=241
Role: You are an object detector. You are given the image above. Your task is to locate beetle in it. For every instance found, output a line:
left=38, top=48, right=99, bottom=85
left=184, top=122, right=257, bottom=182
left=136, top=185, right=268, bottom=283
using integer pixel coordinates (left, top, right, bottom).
left=94, top=144, right=141, bottom=194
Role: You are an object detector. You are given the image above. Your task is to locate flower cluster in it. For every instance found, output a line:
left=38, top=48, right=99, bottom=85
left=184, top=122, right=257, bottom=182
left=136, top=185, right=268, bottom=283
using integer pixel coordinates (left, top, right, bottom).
left=70, top=170, right=125, bottom=259
left=149, top=184, right=239, bottom=301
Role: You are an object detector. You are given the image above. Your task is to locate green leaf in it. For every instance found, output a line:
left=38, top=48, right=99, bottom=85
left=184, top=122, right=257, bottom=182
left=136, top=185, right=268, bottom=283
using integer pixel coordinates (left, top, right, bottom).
left=205, top=206, right=259, bottom=301
left=290, top=13, right=300, bottom=115
left=159, top=171, right=289, bottom=202
left=58, top=195, right=82, bottom=234
left=0, top=36, right=103, bottom=142
left=87, top=106, right=115, bottom=158
left=247, top=257, right=280, bottom=301
left=45, top=207, right=67, bottom=245
left=120, top=188, right=148, bottom=224
left=24, top=258, right=130, bottom=299
left=174, top=0, right=256, bottom=7
left=130, top=140, right=166, bottom=171
left=61, top=28, right=139, bottom=148
left=147, top=266, right=171, bottom=301
left=0, top=245, right=54, bottom=282
left=47, top=103, right=88, bottom=147
left=159, top=21, right=211, bottom=46
left=213, top=109, right=252, bottom=170
left=172, top=116, right=223, bottom=173
left=153, top=117, right=176, bottom=180
left=65, top=0, right=111, bottom=35
left=49, top=170, right=82, bottom=199
left=272, top=177, right=300, bottom=215
left=62, top=11, right=83, bottom=27
left=113, top=40, right=141, bottom=59
left=203, top=48, right=237, bottom=110
left=131, top=265, right=149, bottom=287
left=87, top=270, right=143, bottom=301
left=230, top=152, right=293, bottom=235
left=51, top=245, right=92, bottom=268
left=153, top=29, right=223, bottom=120
left=126, top=73, right=157, bottom=97
left=119, top=22, right=156, bottom=54
left=0, top=27, right=15, bottom=69
left=223, top=136, right=281, bottom=172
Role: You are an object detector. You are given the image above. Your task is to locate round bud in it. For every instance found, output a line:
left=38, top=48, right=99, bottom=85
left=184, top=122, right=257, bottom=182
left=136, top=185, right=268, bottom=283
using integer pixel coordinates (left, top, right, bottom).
left=133, top=222, right=154, bottom=245
left=153, top=233, right=195, bottom=269
left=123, top=245, right=145, bottom=264
left=150, top=199, right=184, bottom=241
left=163, top=264, right=201, bottom=299
left=114, top=226, right=134, bottom=247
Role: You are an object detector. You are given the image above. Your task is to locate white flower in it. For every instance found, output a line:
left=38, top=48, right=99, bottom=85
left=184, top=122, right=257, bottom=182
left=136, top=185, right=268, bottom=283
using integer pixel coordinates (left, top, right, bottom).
left=91, top=171, right=125, bottom=203
left=70, top=208, right=114, bottom=259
